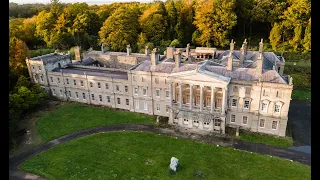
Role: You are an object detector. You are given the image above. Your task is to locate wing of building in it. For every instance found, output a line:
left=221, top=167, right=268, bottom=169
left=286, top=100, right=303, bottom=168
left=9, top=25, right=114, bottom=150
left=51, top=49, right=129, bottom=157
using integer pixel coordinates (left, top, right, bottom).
left=25, top=39, right=293, bottom=137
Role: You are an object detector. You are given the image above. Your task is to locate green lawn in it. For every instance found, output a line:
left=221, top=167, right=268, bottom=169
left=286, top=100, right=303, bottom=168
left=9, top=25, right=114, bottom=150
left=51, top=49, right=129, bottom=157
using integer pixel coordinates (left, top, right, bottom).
left=20, top=132, right=310, bottom=180
left=237, top=131, right=293, bottom=147
left=292, top=89, right=311, bottom=102
left=36, top=103, right=155, bottom=142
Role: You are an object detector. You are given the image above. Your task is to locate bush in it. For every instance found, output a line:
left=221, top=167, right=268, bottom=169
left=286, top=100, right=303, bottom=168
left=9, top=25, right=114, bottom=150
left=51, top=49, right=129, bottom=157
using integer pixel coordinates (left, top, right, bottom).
left=290, top=74, right=310, bottom=90
left=30, top=48, right=55, bottom=58
left=170, top=39, right=181, bottom=47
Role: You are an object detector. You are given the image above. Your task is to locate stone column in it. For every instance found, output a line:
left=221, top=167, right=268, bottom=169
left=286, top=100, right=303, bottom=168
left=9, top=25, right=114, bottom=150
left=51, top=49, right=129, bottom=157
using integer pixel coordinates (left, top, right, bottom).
left=200, top=85, right=204, bottom=112
left=189, top=84, right=193, bottom=110
left=222, top=87, right=227, bottom=114
left=169, top=83, right=173, bottom=108
left=179, top=83, right=183, bottom=109
left=211, top=87, right=215, bottom=113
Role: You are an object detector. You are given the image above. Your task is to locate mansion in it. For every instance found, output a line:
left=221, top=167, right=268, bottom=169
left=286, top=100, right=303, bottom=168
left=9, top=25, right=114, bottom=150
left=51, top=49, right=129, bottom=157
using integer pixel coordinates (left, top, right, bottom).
left=26, top=39, right=293, bottom=137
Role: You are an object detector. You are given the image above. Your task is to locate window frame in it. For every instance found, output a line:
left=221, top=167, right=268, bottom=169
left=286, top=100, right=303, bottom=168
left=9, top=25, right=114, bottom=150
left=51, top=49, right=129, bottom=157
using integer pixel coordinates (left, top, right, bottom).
left=261, top=102, right=268, bottom=112
left=126, top=99, right=129, bottom=106
left=75, top=92, right=79, bottom=99
left=74, top=80, right=76, bottom=86
left=242, top=116, right=248, bottom=125
left=272, top=121, right=278, bottom=130
left=244, top=100, right=250, bottom=109
left=231, top=114, right=236, bottom=123
left=259, top=119, right=265, bottom=128
left=125, top=86, right=128, bottom=92
left=143, top=102, right=148, bottom=111
left=231, top=99, right=237, bottom=107
left=99, top=95, right=102, bottom=102
left=117, top=97, right=121, bottom=104
left=82, top=93, right=86, bottom=100
left=166, top=105, right=169, bottom=113
left=143, top=88, right=147, bottom=96
left=98, top=82, right=101, bottom=89
left=80, top=80, right=84, bottom=87
left=107, top=96, right=110, bottom=103
left=116, top=85, right=120, bottom=91
left=52, top=89, right=56, bottom=95
left=156, top=89, right=160, bottom=97
left=91, top=94, right=95, bottom=100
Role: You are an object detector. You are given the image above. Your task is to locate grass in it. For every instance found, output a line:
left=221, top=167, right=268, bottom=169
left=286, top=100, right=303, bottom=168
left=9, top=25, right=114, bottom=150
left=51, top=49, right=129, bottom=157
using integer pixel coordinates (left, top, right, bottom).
left=237, top=131, right=293, bottom=147
left=292, top=89, right=311, bottom=102
left=20, top=131, right=310, bottom=180
left=35, top=102, right=155, bottom=142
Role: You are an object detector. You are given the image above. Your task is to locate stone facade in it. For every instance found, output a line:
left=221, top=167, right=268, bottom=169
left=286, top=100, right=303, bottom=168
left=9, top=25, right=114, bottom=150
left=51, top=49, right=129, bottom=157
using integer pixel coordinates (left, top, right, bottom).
left=26, top=41, right=292, bottom=137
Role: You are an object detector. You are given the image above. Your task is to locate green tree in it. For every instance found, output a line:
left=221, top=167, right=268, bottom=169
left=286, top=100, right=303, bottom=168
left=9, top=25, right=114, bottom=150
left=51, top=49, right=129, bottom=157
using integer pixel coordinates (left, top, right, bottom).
left=139, top=1, right=169, bottom=46
left=165, top=0, right=177, bottom=40
left=99, top=5, right=140, bottom=51
left=9, top=38, right=29, bottom=76
left=193, top=0, right=237, bottom=47
left=269, top=23, right=282, bottom=51
left=170, top=39, right=181, bottom=47
left=303, top=18, right=311, bottom=51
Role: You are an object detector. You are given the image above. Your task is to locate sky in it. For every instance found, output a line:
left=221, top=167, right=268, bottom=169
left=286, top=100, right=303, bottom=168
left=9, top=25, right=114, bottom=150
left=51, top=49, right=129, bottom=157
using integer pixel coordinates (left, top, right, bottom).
left=9, top=0, right=155, bottom=5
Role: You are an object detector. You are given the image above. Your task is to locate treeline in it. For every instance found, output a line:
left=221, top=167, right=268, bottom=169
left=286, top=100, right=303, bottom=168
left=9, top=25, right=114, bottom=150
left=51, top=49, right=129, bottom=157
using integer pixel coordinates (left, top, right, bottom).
left=9, top=0, right=311, bottom=53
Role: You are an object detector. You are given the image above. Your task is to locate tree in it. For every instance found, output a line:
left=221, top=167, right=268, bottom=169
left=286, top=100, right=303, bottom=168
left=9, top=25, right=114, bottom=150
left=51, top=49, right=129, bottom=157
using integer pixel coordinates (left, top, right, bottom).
left=9, top=38, right=29, bottom=76
left=165, top=0, right=177, bottom=40
left=170, top=39, right=181, bottom=47
left=99, top=5, right=140, bottom=51
left=139, top=1, right=169, bottom=46
left=193, top=0, right=237, bottom=47
left=303, top=18, right=311, bottom=51
left=269, top=23, right=282, bottom=51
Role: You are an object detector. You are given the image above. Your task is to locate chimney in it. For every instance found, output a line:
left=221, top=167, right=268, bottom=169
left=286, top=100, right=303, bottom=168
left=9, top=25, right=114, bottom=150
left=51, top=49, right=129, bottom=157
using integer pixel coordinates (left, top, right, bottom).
left=101, top=44, right=106, bottom=53
left=256, top=39, right=264, bottom=76
left=145, top=46, right=149, bottom=56
left=239, top=39, right=247, bottom=66
left=74, top=46, right=81, bottom=61
left=166, top=47, right=175, bottom=59
left=151, top=48, right=159, bottom=67
left=126, top=44, right=131, bottom=56
left=186, top=43, right=190, bottom=56
left=227, top=39, right=235, bottom=72
left=174, top=49, right=181, bottom=68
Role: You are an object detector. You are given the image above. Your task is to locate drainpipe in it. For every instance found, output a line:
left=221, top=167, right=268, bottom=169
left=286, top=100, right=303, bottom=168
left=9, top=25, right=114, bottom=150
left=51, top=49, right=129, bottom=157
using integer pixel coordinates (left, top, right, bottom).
left=256, top=80, right=263, bottom=132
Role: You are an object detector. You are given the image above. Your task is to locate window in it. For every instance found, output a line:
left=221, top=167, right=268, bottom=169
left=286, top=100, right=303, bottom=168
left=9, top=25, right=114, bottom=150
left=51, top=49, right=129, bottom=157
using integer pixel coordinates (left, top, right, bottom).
left=144, top=102, right=148, bottom=110
left=99, top=95, right=102, bottom=102
left=91, top=94, right=95, bottom=100
left=272, top=121, right=278, bottom=129
left=233, top=86, right=238, bottom=93
left=50, top=77, right=53, bottom=82
left=156, top=89, right=160, bottom=97
left=242, top=116, right=248, bottom=125
left=40, top=75, right=43, bottom=82
left=38, top=66, right=41, bottom=71
left=80, top=80, right=84, bottom=87
left=183, top=119, right=189, bottom=125
left=68, top=91, right=71, bottom=97
left=164, top=79, right=167, bottom=84
left=156, top=104, right=160, bottom=111
left=107, top=96, right=110, bottom=103
left=276, top=91, right=282, bottom=98
left=125, top=86, right=128, bottom=92
left=90, top=82, right=93, bottom=87
left=259, top=119, right=265, bottom=128
left=245, top=87, right=251, bottom=95
left=166, top=105, right=169, bottom=113
left=98, top=82, right=101, bottom=89
left=134, top=87, right=138, bottom=95
left=193, top=120, right=199, bottom=123
left=261, top=103, right=267, bottom=112
left=274, top=104, right=280, bottom=113
left=117, top=98, right=121, bottom=104
left=231, top=115, right=236, bottom=123
left=142, top=77, right=145, bottom=82
left=204, top=122, right=210, bottom=126
left=193, top=120, right=199, bottom=126
left=75, top=92, right=78, bottom=98
left=116, top=85, right=120, bottom=91
left=244, top=100, right=250, bottom=109
left=263, top=89, right=269, bottom=96
left=166, top=90, right=169, bottom=98
left=106, top=83, right=109, bottom=89
left=60, top=90, right=63, bottom=96
left=135, top=100, right=139, bottom=109
left=232, top=99, right=237, bottom=107
left=143, top=88, right=147, bottom=96
left=155, top=78, right=159, bottom=84
left=58, top=78, right=60, bottom=83
left=83, top=93, right=86, bottom=99
left=126, top=99, right=129, bottom=105
left=214, top=120, right=221, bottom=126
left=133, top=76, right=136, bottom=81
left=66, top=78, right=69, bottom=84
left=52, top=89, right=56, bottom=95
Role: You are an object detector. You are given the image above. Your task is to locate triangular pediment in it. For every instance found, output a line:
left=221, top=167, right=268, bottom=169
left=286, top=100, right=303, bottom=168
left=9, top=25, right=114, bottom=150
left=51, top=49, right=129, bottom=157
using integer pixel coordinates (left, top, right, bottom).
left=168, top=70, right=230, bottom=84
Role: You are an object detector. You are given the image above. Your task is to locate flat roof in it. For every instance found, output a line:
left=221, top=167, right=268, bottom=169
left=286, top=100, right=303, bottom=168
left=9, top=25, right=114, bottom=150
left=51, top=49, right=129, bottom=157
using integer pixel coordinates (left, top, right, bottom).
left=52, top=67, right=128, bottom=80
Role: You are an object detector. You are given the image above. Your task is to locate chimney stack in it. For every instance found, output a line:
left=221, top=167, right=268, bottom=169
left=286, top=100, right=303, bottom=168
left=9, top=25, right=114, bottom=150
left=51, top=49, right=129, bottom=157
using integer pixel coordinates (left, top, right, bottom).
left=174, top=49, right=182, bottom=68
left=166, top=47, right=175, bottom=59
left=127, top=44, right=131, bottom=56
left=101, top=44, right=106, bottom=53
left=151, top=48, right=159, bottom=67
left=227, top=39, right=235, bottom=72
left=256, top=39, right=264, bottom=76
left=74, top=46, right=81, bottom=61
left=239, top=39, right=247, bottom=66
left=145, top=46, right=149, bottom=56
left=186, top=43, right=190, bottom=56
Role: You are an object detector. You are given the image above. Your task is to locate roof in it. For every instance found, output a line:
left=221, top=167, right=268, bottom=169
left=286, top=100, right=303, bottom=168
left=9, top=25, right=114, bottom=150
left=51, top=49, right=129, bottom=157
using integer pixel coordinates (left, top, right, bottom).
left=82, top=57, right=97, bottom=65
left=30, top=53, right=70, bottom=64
left=52, top=67, right=128, bottom=80
left=202, top=65, right=287, bottom=84
left=85, top=50, right=149, bottom=58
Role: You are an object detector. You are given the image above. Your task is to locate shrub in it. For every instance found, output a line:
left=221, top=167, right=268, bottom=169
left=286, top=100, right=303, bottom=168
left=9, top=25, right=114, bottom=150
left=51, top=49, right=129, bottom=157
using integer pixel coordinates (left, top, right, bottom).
left=194, top=170, right=205, bottom=179
left=290, top=74, right=310, bottom=90
left=170, top=39, right=181, bottom=47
